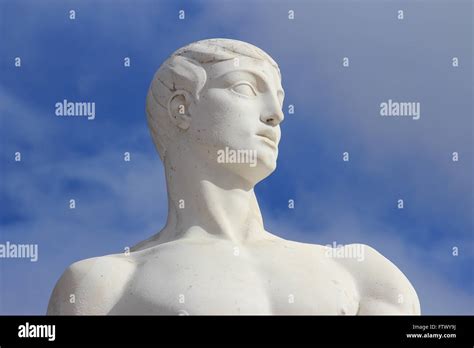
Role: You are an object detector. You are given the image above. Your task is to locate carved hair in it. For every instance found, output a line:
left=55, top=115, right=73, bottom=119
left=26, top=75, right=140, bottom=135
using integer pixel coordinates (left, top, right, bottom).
left=146, top=38, right=280, bottom=161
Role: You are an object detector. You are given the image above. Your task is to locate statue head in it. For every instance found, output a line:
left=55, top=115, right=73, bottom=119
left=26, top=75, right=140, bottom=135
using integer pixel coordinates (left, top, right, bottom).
left=146, top=38, right=285, bottom=186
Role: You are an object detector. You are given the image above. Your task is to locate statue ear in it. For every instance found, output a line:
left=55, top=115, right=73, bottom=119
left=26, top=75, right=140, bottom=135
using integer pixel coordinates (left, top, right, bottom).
left=168, top=91, right=192, bottom=130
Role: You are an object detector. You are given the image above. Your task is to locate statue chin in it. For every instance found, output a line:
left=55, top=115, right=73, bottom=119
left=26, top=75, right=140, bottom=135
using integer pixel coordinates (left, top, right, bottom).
left=216, top=147, right=278, bottom=187
left=232, top=162, right=276, bottom=188
left=190, top=141, right=278, bottom=188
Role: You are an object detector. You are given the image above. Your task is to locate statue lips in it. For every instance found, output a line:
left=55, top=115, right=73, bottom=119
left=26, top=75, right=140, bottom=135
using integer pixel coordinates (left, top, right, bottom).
left=256, top=130, right=278, bottom=149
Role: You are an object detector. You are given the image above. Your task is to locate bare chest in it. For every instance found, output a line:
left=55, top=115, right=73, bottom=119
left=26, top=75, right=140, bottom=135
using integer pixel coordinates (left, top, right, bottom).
left=111, top=244, right=359, bottom=315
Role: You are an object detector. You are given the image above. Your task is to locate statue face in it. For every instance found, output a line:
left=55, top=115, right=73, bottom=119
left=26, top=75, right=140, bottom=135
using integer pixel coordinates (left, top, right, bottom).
left=187, top=56, right=285, bottom=184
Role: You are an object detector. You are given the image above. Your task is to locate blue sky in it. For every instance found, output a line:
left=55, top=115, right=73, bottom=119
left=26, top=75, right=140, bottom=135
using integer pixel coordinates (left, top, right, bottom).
left=0, top=0, right=472, bottom=314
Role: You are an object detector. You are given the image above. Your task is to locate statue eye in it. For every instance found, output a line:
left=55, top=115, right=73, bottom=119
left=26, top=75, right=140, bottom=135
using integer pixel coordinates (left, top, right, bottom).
left=231, top=82, right=257, bottom=97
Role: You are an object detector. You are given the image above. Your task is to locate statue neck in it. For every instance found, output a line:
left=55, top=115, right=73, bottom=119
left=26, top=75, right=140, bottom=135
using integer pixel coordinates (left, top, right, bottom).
left=133, top=151, right=270, bottom=250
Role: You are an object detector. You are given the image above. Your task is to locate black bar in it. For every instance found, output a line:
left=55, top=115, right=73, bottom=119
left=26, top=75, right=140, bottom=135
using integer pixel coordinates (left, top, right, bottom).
left=0, top=315, right=472, bottom=346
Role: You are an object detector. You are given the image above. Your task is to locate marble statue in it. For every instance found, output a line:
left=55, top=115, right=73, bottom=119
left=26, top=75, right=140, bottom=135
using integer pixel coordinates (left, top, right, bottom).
left=47, top=38, right=421, bottom=315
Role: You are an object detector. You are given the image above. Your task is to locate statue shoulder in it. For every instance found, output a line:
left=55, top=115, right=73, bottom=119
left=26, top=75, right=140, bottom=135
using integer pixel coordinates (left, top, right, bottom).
left=333, top=243, right=421, bottom=315
left=47, top=254, right=136, bottom=315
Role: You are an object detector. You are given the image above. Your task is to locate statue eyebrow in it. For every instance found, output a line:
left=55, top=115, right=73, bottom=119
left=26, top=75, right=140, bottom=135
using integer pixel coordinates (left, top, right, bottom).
left=217, top=69, right=260, bottom=84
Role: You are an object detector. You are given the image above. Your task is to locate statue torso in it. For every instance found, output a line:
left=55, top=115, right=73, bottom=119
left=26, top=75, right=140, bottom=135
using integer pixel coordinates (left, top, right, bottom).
left=109, top=237, right=360, bottom=315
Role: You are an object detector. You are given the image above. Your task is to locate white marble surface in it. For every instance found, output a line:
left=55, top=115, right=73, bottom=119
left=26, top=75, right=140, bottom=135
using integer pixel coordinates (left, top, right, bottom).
left=47, top=39, right=420, bottom=315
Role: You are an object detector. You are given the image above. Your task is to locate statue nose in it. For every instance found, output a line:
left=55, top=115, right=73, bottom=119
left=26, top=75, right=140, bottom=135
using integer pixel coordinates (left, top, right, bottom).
left=261, top=108, right=284, bottom=126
